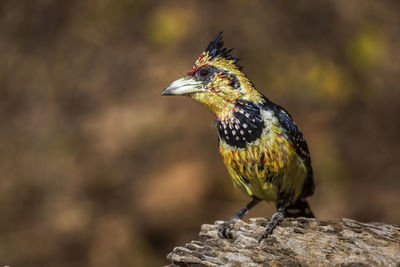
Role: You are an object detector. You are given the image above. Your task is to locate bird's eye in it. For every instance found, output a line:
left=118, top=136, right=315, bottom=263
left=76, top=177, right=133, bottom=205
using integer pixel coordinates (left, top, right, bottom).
left=195, top=67, right=213, bottom=81
left=199, top=68, right=210, bottom=77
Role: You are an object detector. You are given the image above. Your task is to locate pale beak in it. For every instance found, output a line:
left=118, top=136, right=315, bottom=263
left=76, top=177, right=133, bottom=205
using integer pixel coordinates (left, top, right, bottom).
left=161, top=77, right=203, bottom=96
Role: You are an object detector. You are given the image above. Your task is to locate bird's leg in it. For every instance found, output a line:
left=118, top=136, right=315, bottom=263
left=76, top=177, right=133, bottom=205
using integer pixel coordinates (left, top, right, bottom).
left=258, top=207, right=285, bottom=242
left=218, top=197, right=260, bottom=239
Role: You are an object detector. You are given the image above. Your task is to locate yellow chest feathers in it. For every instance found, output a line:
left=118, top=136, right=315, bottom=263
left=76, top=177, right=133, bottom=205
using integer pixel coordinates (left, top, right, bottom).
left=218, top=130, right=307, bottom=202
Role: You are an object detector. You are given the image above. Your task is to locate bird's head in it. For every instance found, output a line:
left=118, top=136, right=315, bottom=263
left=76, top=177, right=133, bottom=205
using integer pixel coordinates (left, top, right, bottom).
left=162, top=32, right=264, bottom=121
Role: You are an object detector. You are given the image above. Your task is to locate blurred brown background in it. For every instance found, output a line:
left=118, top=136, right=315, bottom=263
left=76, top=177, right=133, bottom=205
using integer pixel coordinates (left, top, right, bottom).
left=1, top=0, right=399, bottom=266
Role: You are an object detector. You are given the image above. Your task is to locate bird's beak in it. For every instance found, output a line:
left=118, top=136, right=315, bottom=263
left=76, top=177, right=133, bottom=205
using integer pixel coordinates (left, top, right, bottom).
left=161, top=77, right=203, bottom=96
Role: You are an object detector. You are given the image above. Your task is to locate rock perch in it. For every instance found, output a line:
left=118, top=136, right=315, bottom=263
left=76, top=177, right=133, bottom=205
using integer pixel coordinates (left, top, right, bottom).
left=167, top=218, right=400, bottom=266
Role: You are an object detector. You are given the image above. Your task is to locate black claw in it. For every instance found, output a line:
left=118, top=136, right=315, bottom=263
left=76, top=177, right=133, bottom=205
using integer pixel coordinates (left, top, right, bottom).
left=258, top=228, right=273, bottom=243
left=218, top=221, right=235, bottom=239
left=258, top=233, right=267, bottom=243
left=216, top=198, right=261, bottom=240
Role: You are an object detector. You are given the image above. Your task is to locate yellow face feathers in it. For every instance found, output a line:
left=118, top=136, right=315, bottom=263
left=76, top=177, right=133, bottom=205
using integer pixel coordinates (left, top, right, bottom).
left=189, top=51, right=264, bottom=118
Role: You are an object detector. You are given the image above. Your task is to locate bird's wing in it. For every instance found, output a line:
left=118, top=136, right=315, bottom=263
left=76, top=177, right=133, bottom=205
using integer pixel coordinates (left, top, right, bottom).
left=261, top=100, right=315, bottom=198
left=274, top=105, right=311, bottom=165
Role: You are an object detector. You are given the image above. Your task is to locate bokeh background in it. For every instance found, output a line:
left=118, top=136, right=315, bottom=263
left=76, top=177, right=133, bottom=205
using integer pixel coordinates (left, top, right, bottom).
left=1, top=0, right=399, bottom=266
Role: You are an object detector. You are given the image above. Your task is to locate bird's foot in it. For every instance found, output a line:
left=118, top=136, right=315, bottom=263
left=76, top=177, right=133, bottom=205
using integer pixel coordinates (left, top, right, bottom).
left=218, top=217, right=239, bottom=239
left=258, top=209, right=285, bottom=243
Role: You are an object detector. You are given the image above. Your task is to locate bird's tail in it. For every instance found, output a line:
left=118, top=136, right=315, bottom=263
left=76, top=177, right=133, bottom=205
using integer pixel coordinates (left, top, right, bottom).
left=284, top=198, right=315, bottom=218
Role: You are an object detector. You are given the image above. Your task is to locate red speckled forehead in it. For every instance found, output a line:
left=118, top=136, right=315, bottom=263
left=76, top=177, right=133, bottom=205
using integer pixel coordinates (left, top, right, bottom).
left=187, top=52, right=212, bottom=76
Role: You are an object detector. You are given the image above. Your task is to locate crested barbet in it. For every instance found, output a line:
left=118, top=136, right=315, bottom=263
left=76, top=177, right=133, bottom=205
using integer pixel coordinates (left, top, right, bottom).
left=162, top=32, right=315, bottom=242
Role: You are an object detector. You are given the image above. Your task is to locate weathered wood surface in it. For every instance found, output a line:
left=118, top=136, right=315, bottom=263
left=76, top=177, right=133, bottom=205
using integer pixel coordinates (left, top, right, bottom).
left=167, top=218, right=400, bottom=266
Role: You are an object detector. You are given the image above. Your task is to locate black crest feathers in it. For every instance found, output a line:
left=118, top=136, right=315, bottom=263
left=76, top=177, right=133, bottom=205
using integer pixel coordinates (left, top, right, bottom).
left=205, top=32, right=242, bottom=69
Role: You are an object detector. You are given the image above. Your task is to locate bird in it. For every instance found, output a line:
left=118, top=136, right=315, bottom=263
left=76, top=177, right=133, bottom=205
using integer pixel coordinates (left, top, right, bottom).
left=162, top=32, right=315, bottom=242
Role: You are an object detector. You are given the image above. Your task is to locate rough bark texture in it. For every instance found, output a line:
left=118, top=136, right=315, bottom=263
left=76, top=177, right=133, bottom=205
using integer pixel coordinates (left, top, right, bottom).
left=167, top=218, right=400, bottom=266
